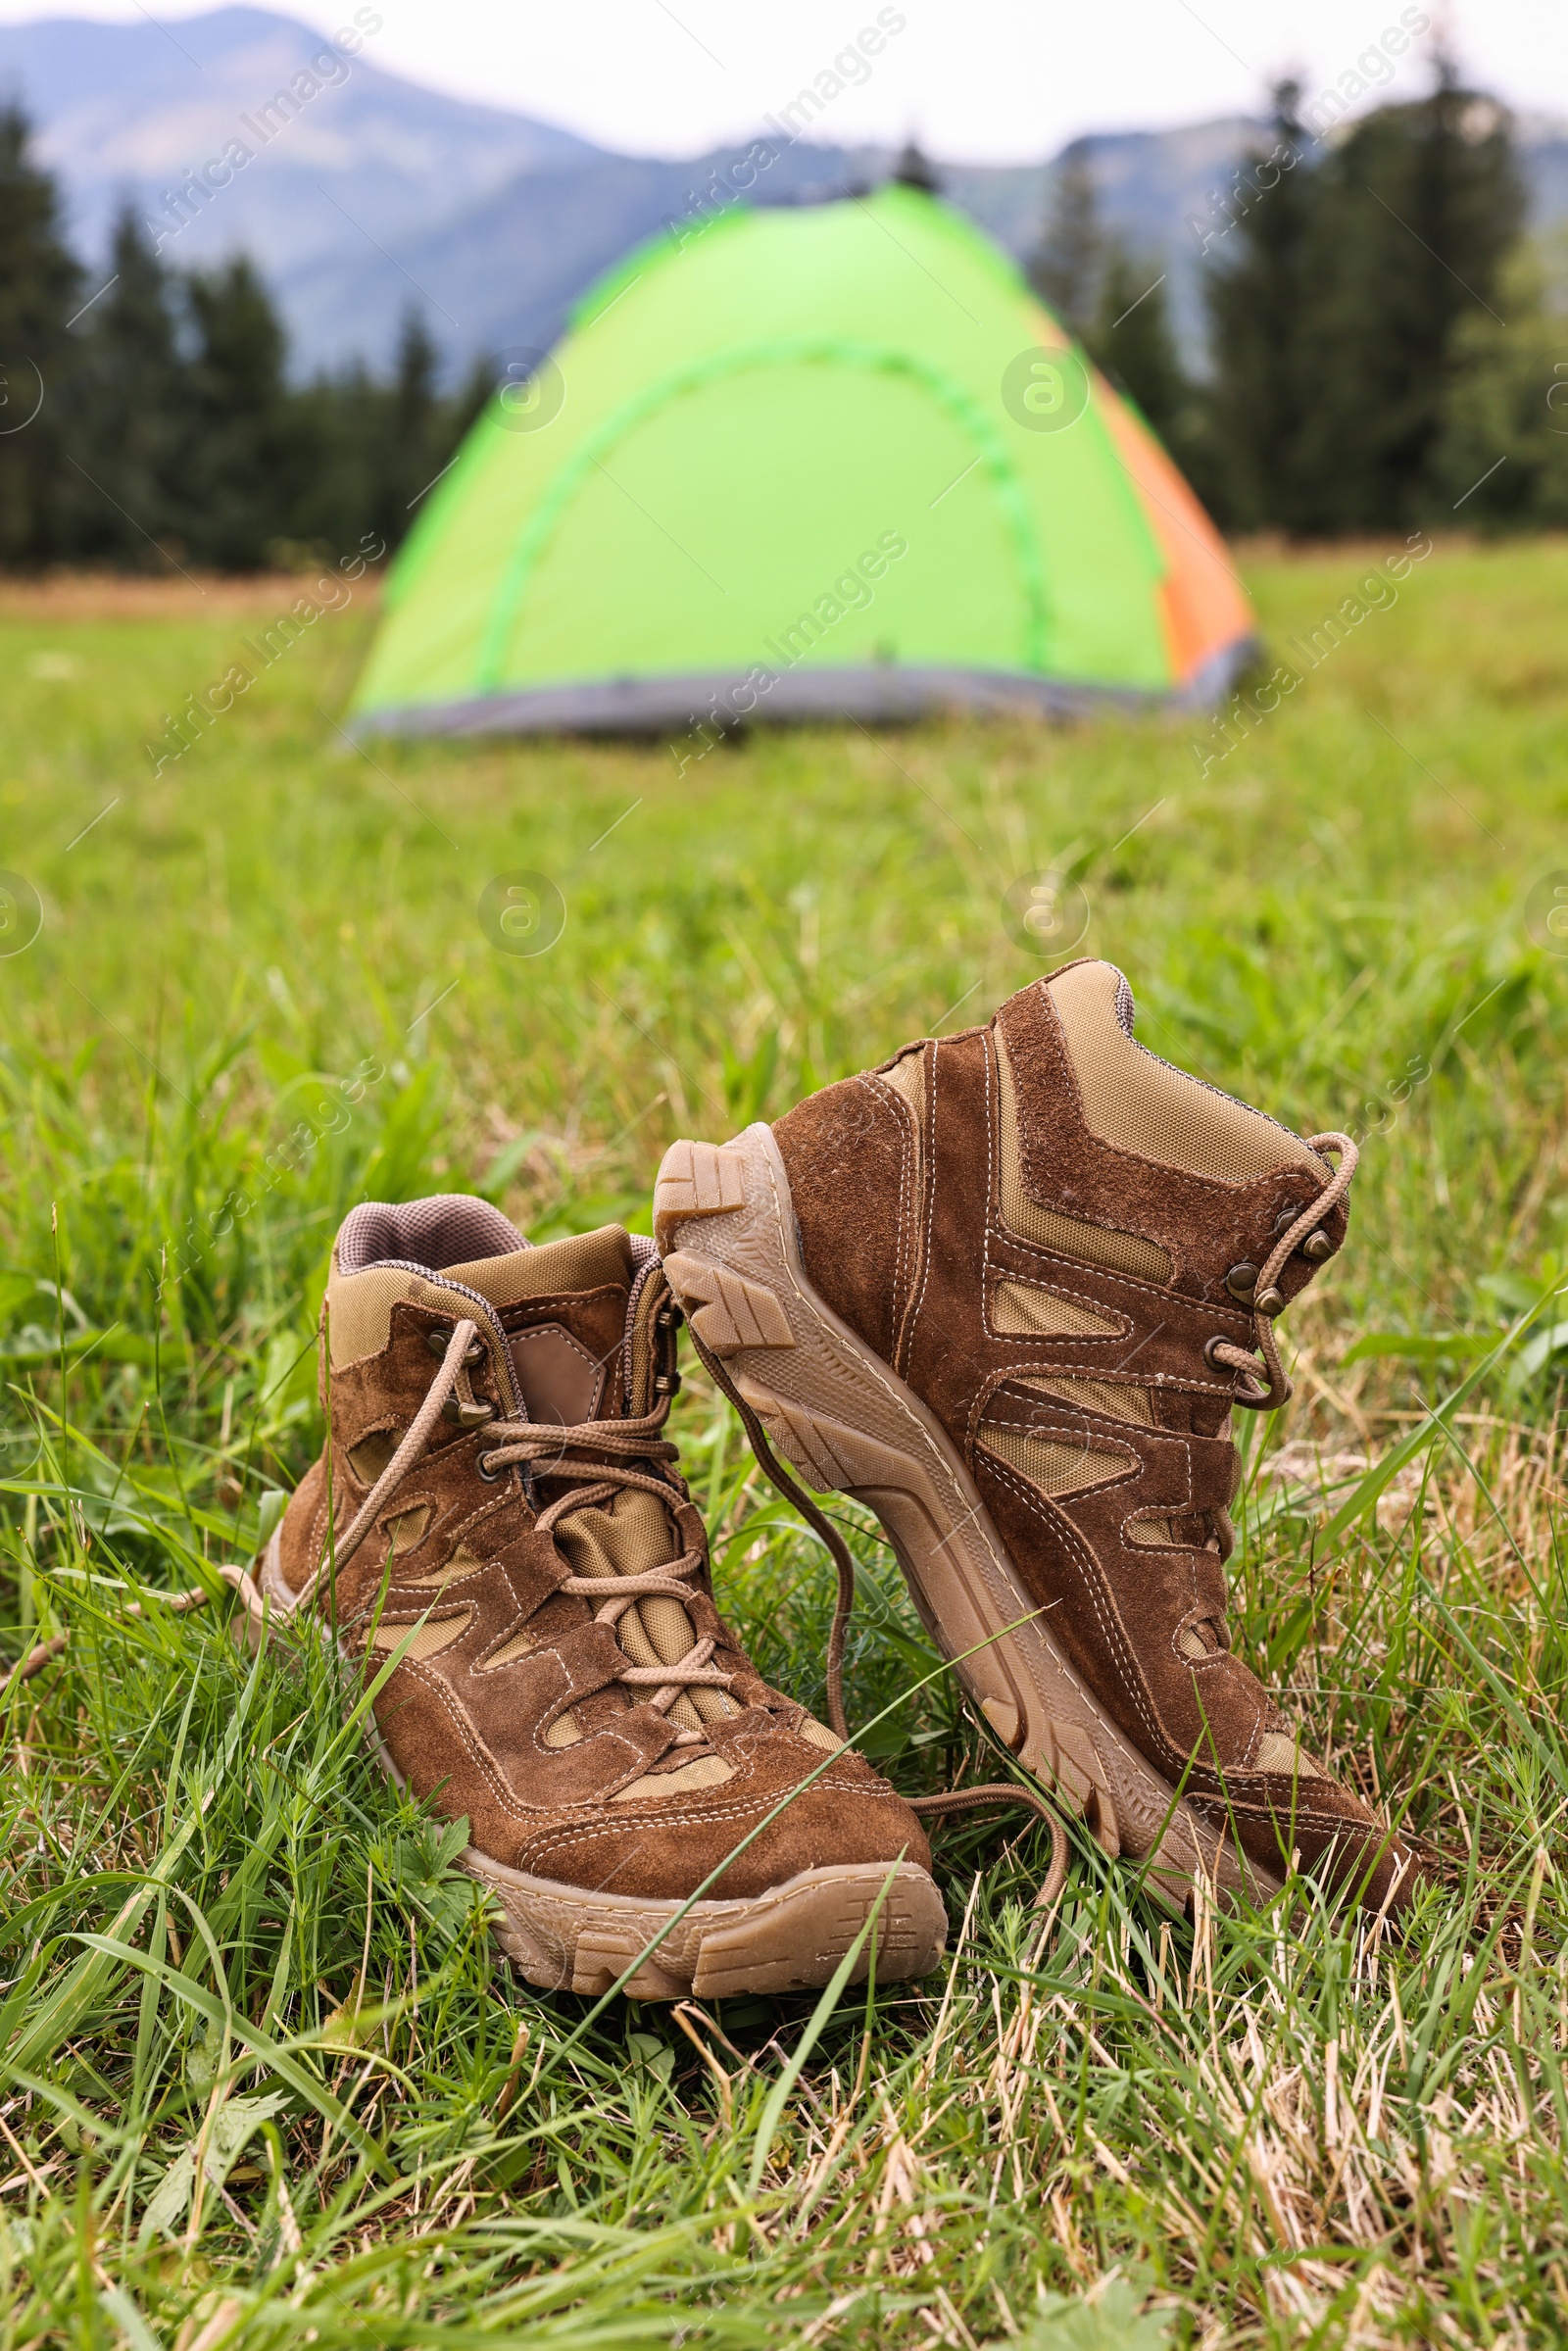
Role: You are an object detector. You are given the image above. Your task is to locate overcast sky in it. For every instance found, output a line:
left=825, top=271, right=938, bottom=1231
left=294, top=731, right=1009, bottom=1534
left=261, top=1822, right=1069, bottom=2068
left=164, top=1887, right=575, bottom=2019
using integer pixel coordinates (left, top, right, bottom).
left=4, top=0, right=1564, bottom=160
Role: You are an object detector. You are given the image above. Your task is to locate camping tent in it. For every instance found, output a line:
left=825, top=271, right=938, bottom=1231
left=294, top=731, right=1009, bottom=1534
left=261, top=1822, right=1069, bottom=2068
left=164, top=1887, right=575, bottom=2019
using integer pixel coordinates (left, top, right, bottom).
left=351, top=185, right=1254, bottom=738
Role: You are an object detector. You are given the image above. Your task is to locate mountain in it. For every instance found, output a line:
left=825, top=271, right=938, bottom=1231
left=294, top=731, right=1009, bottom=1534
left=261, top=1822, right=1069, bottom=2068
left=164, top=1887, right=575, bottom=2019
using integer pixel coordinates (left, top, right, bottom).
left=281, top=137, right=900, bottom=380
left=0, top=7, right=603, bottom=295
left=3, top=8, right=1565, bottom=378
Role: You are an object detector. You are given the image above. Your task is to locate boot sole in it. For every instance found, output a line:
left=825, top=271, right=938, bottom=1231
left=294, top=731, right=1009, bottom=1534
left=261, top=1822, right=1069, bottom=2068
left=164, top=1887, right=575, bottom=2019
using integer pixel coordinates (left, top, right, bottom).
left=654, top=1122, right=1284, bottom=1917
left=238, top=1532, right=948, bottom=1999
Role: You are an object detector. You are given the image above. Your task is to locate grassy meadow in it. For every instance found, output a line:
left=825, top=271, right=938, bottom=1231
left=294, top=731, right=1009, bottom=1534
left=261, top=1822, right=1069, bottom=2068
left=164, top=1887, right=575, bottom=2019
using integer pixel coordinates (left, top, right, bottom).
left=2, top=537, right=1568, bottom=2347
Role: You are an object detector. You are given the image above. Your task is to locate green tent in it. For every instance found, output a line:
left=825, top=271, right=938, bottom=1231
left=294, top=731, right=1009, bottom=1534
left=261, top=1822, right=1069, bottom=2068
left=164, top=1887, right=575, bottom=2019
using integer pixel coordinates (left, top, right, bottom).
left=351, top=186, right=1254, bottom=737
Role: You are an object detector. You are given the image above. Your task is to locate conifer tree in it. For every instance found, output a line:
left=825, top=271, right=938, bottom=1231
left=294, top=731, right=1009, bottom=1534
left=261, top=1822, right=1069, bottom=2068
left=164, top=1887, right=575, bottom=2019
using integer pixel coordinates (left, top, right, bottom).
left=1297, top=59, right=1523, bottom=528
left=184, top=255, right=306, bottom=566
left=1030, top=139, right=1102, bottom=336
left=1088, top=245, right=1191, bottom=447
left=0, top=105, right=80, bottom=561
left=1201, top=81, right=1320, bottom=531
left=1436, top=237, right=1568, bottom=526
left=372, top=310, right=447, bottom=542
left=62, top=209, right=188, bottom=563
left=891, top=139, right=941, bottom=194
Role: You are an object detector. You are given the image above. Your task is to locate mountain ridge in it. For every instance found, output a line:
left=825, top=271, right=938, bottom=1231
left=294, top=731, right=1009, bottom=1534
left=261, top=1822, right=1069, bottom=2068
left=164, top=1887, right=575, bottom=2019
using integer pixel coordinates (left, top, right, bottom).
left=4, top=7, right=1564, bottom=376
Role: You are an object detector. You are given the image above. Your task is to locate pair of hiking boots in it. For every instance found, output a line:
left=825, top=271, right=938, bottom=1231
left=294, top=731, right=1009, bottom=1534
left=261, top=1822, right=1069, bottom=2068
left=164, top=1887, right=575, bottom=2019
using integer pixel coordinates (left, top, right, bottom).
left=241, top=958, right=1418, bottom=2000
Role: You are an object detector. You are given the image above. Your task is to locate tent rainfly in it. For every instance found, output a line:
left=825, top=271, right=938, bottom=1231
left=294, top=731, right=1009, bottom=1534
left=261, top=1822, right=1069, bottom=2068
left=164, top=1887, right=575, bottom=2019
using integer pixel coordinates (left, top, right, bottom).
left=351, top=186, right=1255, bottom=738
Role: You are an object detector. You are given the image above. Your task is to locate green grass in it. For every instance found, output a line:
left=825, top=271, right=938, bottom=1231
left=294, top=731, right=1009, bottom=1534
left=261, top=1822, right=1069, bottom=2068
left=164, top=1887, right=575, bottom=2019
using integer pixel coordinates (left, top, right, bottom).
left=3, top=537, right=1568, bottom=2348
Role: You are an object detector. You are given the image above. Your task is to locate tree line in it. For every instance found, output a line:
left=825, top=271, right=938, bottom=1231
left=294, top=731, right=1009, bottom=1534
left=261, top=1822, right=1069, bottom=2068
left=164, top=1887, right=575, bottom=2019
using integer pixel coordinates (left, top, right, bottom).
left=1, top=58, right=1565, bottom=572
left=0, top=107, right=485, bottom=570
left=1035, top=60, right=1568, bottom=534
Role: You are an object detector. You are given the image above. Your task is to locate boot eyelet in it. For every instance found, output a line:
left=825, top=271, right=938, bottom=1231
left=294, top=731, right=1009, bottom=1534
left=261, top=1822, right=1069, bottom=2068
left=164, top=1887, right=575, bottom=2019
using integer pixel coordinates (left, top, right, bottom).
left=476, top=1449, right=504, bottom=1482
left=443, top=1397, right=496, bottom=1429
left=1203, top=1335, right=1229, bottom=1371
left=1224, top=1260, right=1258, bottom=1302
left=426, top=1325, right=484, bottom=1365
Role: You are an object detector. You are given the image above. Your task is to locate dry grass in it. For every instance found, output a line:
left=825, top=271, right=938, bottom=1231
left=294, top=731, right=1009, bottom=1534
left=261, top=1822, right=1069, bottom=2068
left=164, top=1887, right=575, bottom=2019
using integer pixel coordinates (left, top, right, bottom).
left=0, top=569, right=369, bottom=621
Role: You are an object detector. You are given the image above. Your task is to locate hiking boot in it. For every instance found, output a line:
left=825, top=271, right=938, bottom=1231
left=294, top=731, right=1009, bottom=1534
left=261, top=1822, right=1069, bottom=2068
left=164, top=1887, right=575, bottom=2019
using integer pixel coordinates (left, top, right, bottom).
left=654, top=959, right=1420, bottom=1916
left=243, top=1196, right=947, bottom=1998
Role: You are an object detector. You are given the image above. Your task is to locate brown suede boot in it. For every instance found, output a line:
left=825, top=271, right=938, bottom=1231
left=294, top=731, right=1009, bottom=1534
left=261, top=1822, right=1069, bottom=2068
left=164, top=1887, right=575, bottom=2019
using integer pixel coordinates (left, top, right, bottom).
left=654, top=959, right=1421, bottom=1917
left=245, top=1196, right=946, bottom=1998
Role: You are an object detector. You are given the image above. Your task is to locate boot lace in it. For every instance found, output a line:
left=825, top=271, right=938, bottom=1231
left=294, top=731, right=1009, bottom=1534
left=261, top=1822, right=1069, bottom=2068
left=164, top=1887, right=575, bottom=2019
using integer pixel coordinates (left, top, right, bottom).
left=478, top=1394, right=731, bottom=1742
left=1203, top=1133, right=1358, bottom=1411
left=251, top=1320, right=732, bottom=1741
left=680, top=1323, right=1070, bottom=1915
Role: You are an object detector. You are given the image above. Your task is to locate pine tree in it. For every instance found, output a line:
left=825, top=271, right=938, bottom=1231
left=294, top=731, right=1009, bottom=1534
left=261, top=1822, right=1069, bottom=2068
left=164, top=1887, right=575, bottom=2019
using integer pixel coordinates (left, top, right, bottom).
left=891, top=139, right=941, bottom=194
left=1200, top=81, right=1321, bottom=531
left=333, top=310, right=445, bottom=555
left=287, top=331, right=486, bottom=565
left=1298, top=59, right=1524, bottom=528
left=1437, top=238, right=1568, bottom=527
left=0, top=105, right=81, bottom=562
left=61, top=209, right=188, bottom=563
left=386, top=311, right=445, bottom=528
left=1030, top=140, right=1102, bottom=336
left=285, top=360, right=373, bottom=558
left=1087, top=244, right=1191, bottom=447
left=448, top=351, right=500, bottom=446
left=184, top=256, right=308, bottom=566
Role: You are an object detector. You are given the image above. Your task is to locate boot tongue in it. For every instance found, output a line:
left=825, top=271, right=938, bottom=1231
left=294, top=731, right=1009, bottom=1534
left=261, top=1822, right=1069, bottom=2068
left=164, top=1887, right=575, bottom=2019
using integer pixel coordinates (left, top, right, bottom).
left=439, top=1224, right=637, bottom=1426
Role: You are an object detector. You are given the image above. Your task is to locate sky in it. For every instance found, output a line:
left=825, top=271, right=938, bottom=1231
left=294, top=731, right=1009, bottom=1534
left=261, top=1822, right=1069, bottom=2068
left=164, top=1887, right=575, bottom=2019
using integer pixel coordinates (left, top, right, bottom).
left=0, top=0, right=1564, bottom=161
